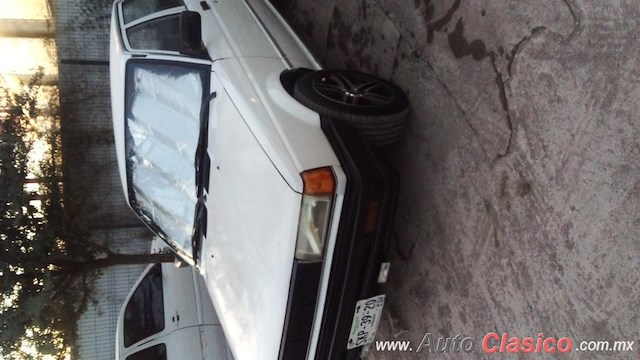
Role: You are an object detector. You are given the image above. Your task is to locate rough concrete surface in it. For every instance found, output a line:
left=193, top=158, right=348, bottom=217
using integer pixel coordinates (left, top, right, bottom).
left=276, top=0, right=639, bottom=358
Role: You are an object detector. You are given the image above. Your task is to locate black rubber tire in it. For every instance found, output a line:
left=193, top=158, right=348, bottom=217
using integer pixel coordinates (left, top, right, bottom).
left=293, top=70, right=409, bottom=147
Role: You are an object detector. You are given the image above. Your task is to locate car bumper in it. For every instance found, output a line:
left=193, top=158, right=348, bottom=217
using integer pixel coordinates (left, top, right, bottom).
left=315, top=117, right=399, bottom=359
left=279, top=116, right=399, bottom=360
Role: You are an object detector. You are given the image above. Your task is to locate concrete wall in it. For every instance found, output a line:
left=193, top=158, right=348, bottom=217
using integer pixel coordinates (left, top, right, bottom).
left=53, top=0, right=111, bottom=61
left=53, top=1, right=154, bottom=358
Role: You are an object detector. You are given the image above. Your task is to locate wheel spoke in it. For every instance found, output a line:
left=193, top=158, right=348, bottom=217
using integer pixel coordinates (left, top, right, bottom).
left=354, top=80, right=381, bottom=93
left=310, top=71, right=396, bottom=107
left=358, top=93, right=389, bottom=106
left=355, top=77, right=393, bottom=105
left=315, top=83, right=345, bottom=94
left=313, top=83, right=346, bottom=102
left=332, top=73, right=355, bottom=90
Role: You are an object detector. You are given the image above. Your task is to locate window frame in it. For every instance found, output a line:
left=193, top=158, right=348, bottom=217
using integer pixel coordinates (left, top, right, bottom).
left=118, top=1, right=186, bottom=55
left=126, top=13, right=184, bottom=53
left=123, top=264, right=166, bottom=348
left=121, top=0, right=183, bottom=24
left=125, top=343, right=168, bottom=360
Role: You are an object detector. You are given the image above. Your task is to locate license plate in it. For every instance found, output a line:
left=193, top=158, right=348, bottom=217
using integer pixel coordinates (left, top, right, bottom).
left=347, top=294, right=385, bottom=349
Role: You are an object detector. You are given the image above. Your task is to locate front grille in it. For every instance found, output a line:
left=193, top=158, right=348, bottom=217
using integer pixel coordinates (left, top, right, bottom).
left=279, top=260, right=322, bottom=360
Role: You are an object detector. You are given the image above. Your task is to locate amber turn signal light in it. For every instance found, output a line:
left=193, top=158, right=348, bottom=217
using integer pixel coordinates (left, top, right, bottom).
left=301, top=167, right=335, bottom=195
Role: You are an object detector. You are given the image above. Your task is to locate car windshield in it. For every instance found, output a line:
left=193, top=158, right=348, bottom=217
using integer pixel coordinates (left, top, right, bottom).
left=124, top=60, right=208, bottom=257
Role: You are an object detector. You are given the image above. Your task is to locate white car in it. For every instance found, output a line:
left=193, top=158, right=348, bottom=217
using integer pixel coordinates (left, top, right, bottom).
left=110, top=0, right=408, bottom=359
left=116, top=263, right=234, bottom=360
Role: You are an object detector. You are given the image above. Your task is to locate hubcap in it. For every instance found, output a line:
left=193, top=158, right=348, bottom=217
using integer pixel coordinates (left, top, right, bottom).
left=311, top=72, right=395, bottom=107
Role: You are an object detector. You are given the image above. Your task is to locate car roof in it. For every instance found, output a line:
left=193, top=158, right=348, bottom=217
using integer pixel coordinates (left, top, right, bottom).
left=110, top=1, right=131, bottom=202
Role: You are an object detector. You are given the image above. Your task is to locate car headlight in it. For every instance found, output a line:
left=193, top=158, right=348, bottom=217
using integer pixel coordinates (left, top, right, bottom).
left=295, top=167, right=335, bottom=262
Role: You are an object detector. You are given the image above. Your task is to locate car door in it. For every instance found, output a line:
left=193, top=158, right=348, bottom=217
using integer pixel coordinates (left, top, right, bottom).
left=117, top=263, right=229, bottom=359
left=119, top=263, right=199, bottom=345
left=181, top=0, right=234, bottom=61
left=119, top=263, right=167, bottom=353
left=121, top=328, right=203, bottom=360
left=183, top=0, right=283, bottom=59
left=117, top=0, right=233, bottom=60
left=162, top=263, right=202, bottom=331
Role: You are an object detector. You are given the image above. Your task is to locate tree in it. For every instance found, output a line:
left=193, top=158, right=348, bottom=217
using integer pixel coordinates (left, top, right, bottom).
left=0, top=70, right=174, bottom=359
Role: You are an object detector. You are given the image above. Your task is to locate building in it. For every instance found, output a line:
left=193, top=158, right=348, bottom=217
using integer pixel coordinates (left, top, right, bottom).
left=53, top=0, right=154, bottom=358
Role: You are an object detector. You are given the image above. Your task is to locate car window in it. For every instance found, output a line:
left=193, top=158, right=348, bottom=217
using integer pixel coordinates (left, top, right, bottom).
left=127, top=14, right=182, bottom=52
left=126, top=344, right=167, bottom=360
left=124, top=264, right=165, bottom=347
left=124, top=60, right=209, bottom=255
left=122, top=0, right=182, bottom=24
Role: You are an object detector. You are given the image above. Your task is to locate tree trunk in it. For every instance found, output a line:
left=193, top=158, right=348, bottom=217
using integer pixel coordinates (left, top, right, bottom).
left=89, top=252, right=177, bottom=268
left=51, top=252, right=177, bottom=273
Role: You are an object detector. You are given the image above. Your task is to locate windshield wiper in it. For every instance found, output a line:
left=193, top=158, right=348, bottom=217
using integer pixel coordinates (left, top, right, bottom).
left=191, top=197, right=207, bottom=263
left=195, top=91, right=216, bottom=197
left=192, top=91, right=216, bottom=262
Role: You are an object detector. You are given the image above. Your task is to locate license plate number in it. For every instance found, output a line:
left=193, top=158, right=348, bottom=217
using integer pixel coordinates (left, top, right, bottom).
left=347, top=294, right=385, bottom=349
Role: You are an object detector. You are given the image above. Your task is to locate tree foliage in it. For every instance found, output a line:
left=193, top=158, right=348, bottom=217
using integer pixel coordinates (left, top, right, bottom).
left=0, top=70, right=174, bottom=359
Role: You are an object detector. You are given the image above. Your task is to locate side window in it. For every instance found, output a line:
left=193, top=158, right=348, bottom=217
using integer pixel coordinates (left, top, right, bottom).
left=122, top=0, right=182, bottom=24
left=124, top=264, right=165, bottom=347
left=126, top=15, right=182, bottom=52
left=126, top=344, right=167, bottom=360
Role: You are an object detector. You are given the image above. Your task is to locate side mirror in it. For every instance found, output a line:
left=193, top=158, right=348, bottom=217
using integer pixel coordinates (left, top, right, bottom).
left=180, top=11, right=203, bottom=52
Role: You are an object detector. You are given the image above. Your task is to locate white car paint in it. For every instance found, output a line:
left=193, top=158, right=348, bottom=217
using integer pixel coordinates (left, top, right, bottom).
left=110, top=1, right=359, bottom=359
left=116, top=263, right=233, bottom=360
left=202, top=76, right=301, bottom=358
left=186, top=0, right=321, bottom=68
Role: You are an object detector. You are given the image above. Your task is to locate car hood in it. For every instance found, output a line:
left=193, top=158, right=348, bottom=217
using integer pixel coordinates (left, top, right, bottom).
left=199, top=84, right=301, bottom=360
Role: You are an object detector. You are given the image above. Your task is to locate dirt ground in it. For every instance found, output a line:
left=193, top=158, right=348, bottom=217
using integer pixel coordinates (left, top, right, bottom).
left=275, top=1, right=639, bottom=358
